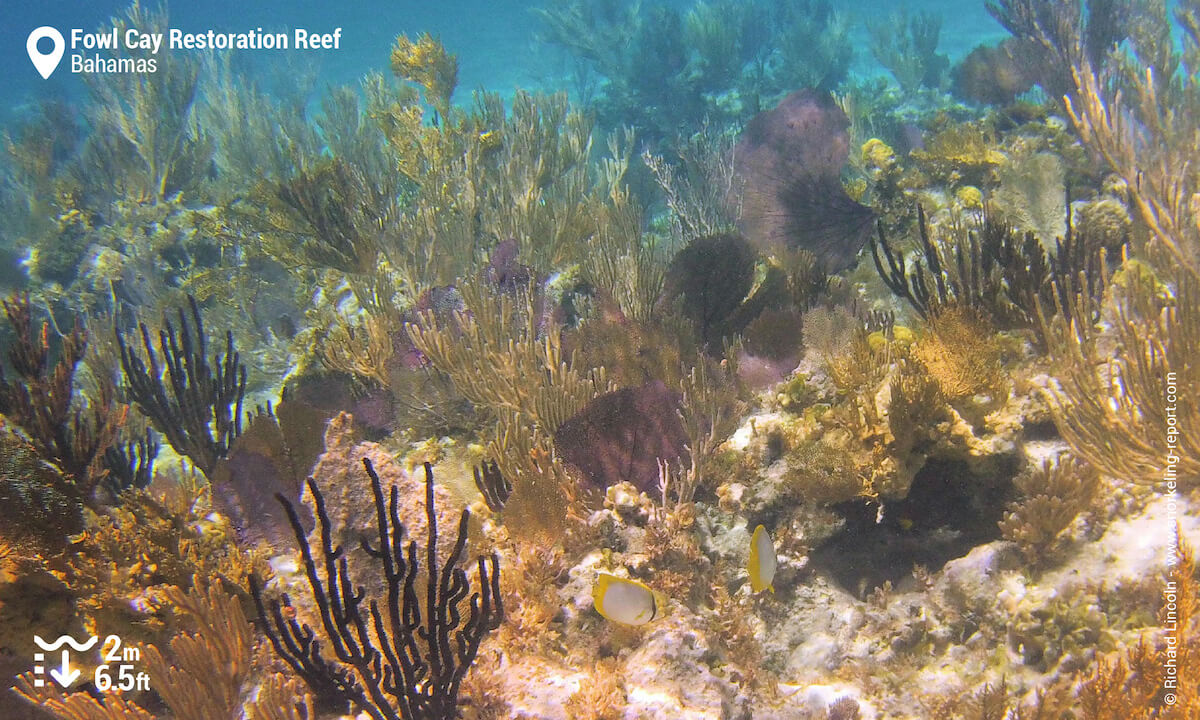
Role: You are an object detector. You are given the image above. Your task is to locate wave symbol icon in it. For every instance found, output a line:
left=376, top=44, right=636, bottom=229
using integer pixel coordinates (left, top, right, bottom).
left=33, top=635, right=99, bottom=652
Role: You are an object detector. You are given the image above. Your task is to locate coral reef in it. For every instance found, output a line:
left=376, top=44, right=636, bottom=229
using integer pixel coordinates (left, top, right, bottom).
left=406, top=278, right=611, bottom=534
left=951, top=39, right=1037, bottom=106
left=910, top=305, right=1007, bottom=407
left=870, top=204, right=1105, bottom=345
left=991, top=150, right=1067, bottom=244
left=985, top=0, right=1133, bottom=101
left=59, top=486, right=264, bottom=645
left=911, top=122, right=1006, bottom=186
left=1072, top=532, right=1200, bottom=717
left=209, top=396, right=327, bottom=548
left=141, top=581, right=254, bottom=720
left=1040, top=260, right=1200, bottom=484
left=16, top=580, right=258, bottom=720
left=534, top=0, right=850, bottom=137
left=981, top=0, right=1200, bottom=491
left=642, top=122, right=742, bottom=246
left=0, top=425, right=86, bottom=546
left=390, top=33, right=459, bottom=115
left=771, top=0, right=852, bottom=93
left=664, top=233, right=756, bottom=348
left=3, top=3, right=1199, bottom=719
left=296, top=412, right=464, bottom=600
left=80, top=1, right=213, bottom=203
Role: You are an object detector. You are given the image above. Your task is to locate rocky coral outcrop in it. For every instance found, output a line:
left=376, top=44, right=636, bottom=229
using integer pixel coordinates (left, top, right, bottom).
left=300, top=412, right=464, bottom=602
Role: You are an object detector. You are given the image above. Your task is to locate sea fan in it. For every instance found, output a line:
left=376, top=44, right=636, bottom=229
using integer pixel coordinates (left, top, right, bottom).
left=735, top=89, right=874, bottom=272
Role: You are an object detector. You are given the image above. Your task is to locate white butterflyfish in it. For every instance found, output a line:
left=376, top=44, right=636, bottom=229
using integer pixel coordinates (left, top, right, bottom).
left=592, top=572, right=664, bottom=625
left=748, top=524, right=777, bottom=593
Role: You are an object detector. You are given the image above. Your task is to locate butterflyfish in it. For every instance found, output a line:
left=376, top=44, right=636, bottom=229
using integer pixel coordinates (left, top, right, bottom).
left=592, top=572, right=664, bottom=626
left=748, top=524, right=777, bottom=593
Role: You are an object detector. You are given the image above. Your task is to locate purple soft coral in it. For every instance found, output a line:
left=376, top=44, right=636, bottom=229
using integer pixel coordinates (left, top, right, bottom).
left=735, top=89, right=874, bottom=273
left=554, top=381, right=690, bottom=494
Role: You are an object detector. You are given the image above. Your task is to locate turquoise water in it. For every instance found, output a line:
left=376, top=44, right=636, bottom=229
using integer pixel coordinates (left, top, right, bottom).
left=2, top=1, right=1008, bottom=115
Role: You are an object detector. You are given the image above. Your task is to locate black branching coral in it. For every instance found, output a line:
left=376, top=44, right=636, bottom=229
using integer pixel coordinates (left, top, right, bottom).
left=116, top=295, right=246, bottom=477
left=101, top=428, right=159, bottom=495
left=869, top=205, right=1105, bottom=339
left=250, top=459, right=503, bottom=720
left=473, top=460, right=511, bottom=513
left=0, top=293, right=124, bottom=509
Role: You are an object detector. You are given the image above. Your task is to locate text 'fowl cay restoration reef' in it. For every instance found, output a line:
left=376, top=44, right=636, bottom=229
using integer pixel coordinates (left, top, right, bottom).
left=0, top=0, right=1198, bottom=718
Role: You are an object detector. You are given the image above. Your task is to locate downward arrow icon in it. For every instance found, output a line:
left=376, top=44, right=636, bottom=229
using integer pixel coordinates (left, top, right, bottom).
left=49, top=650, right=80, bottom=687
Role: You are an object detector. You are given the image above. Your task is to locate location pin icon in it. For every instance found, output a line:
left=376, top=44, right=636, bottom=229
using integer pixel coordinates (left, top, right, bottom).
left=27, top=27, right=65, bottom=79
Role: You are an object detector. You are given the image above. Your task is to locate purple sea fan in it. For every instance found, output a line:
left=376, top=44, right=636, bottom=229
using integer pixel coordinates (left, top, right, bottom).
left=485, top=237, right=534, bottom=291
left=735, top=89, right=874, bottom=272
left=390, top=284, right=465, bottom=371
left=554, top=381, right=690, bottom=494
left=209, top=398, right=327, bottom=548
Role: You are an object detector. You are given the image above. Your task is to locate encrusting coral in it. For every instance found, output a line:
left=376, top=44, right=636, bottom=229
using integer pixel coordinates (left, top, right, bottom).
left=563, top=658, right=628, bottom=720
left=930, top=532, right=1200, bottom=719
left=250, top=459, right=503, bottom=720
left=1072, top=530, right=1200, bottom=718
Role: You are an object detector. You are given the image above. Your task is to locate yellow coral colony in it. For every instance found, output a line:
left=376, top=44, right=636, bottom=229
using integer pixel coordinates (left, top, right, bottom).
left=390, top=32, right=459, bottom=112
